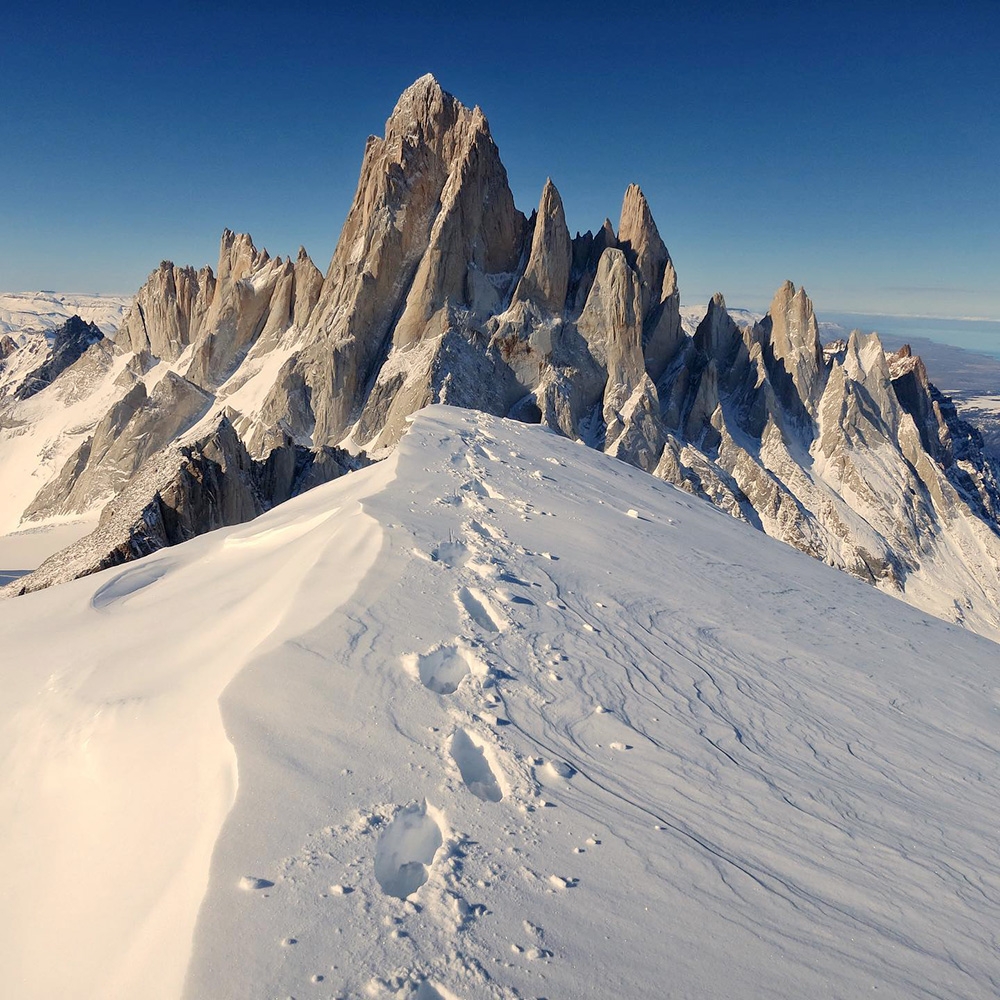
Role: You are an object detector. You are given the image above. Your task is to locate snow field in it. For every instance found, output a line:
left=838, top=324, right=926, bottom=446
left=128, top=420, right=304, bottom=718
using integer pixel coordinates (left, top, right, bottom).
left=182, top=407, right=1000, bottom=999
left=0, top=292, right=130, bottom=340
left=0, top=457, right=391, bottom=999
left=2, top=405, right=1000, bottom=999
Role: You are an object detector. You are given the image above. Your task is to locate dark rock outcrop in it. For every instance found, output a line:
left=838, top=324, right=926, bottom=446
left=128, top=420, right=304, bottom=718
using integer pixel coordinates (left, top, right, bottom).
left=14, top=316, right=104, bottom=400
left=4, top=415, right=360, bottom=596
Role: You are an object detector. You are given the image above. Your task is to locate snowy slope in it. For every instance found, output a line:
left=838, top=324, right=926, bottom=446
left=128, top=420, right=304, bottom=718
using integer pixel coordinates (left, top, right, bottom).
left=0, top=291, right=130, bottom=339
left=2, top=406, right=999, bottom=1000
left=0, top=344, right=134, bottom=534
left=0, top=293, right=132, bottom=538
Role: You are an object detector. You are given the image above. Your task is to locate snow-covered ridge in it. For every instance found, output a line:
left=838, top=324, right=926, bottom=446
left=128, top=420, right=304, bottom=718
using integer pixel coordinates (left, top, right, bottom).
left=0, top=291, right=130, bottom=339
left=2, top=406, right=998, bottom=999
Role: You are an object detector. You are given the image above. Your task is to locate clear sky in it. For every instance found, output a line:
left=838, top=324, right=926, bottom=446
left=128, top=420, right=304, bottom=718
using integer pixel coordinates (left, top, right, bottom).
left=2, top=0, right=997, bottom=319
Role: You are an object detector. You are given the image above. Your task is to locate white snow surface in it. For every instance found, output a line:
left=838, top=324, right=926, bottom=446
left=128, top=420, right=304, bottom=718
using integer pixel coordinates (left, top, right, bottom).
left=2, top=405, right=999, bottom=1000
left=0, top=518, right=98, bottom=585
left=0, top=347, right=134, bottom=534
left=0, top=291, right=131, bottom=339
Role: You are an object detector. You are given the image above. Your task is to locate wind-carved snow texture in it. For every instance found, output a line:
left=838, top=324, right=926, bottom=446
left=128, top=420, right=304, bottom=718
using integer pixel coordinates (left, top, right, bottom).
left=374, top=802, right=445, bottom=899
left=90, top=561, right=170, bottom=611
left=5, top=407, right=1000, bottom=1000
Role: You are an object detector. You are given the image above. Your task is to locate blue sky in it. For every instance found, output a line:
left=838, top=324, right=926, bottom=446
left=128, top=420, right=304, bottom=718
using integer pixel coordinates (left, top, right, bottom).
left=2, top=0, right=997, bottom=319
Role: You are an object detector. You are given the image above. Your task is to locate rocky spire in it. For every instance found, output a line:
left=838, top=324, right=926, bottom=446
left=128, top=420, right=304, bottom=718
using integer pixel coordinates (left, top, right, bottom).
left=617, top=184, right=670, bottom=320
left=302, top=75, right=523, bottom=444
left=578, top=250, right=642, bottom=405
left=114, top=260, right=216, bottom=361
left=511, top=178, right=572, bottom=313
left=616, top=185, right=681, bottom=381
left=887, top=343, right=952, bottom=462
left=291, top=247, right=323, bottom=329
left=215, top=229, right=267, bottom=283
left=576, top=247, right=665, bottom=468
left=693, top=293, right=740, bottom=363
left=185, top=231, right=289, bottom=388
left=578, top=248, right=643, bottom=367
left=383, top=74, right=465, bottom=160
left=569, top=218, right=619, bottom=315
left=759, top=280, right=824, bottom=418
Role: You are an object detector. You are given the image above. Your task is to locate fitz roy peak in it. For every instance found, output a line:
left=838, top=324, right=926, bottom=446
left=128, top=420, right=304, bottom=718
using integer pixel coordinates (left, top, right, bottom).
left=2, top=74, right=1000, bottom=638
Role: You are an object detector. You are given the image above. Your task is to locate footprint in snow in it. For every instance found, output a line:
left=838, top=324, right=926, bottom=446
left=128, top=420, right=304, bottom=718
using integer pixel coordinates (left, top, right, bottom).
left=450, top=729, right=503, bottom=802
left=430, top=539, right=469, bottom=568
left=373, top=801, right=444, bottom=900
left=455, top=586, right=503, bottom=633
left=548, top=874, right=579, bottom=889
left=544, top=759, right=576, bottom=780
left=238, top=875, right=274, bottom=890
left=525, top=946, right=553, bottom=960
left=413, top=980, right=462, bottom=1000
left=402, top=643, right=483, bottom=695
left=464, top=518, right=501, bottom=541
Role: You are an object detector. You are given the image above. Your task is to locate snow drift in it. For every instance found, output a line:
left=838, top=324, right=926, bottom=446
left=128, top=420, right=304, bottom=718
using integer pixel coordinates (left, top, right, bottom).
left=2, top=406, right=998, bottom=999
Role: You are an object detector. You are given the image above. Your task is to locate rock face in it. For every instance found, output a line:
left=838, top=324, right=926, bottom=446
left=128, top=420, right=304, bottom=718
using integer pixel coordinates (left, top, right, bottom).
left=14, top=315, right=104, bottom=400
left=4, top=415, right=358, bottom=597
left=758, top=279, right=825, bottom=419
left=511, top=179, right=572, bottom=313
left=286, top=73, right=526, bottom=449
left=4, top=75, right=1000, bottom=639
left=115, top=261, right=216, bottom=360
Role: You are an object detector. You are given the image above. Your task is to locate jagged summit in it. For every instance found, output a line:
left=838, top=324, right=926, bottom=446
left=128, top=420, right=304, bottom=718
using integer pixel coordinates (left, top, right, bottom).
left=13, top=315, right=104, bottom=401
left=755, top=279, right=824, bottom=419
left=383, top=72, right=492, bottom=153
left=3, top=77, right=1000, bottom=642
left=692, top=292, right=740, bottom=361
left=387, top=71, right=445, bottom=116
left=405, top=70, right=440, bottom=89
left=512, top=178, right=571, bottom=313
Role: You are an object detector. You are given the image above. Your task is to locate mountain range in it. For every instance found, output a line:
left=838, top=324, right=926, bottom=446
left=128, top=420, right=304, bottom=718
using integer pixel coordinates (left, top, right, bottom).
left=2, top=74, right=1000, bottom=641
left=3, top=75, right=1000, bottom=1000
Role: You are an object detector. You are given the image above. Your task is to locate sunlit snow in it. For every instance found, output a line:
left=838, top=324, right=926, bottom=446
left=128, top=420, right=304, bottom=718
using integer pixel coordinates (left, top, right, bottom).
left=1, top=406, right=998, bottom=999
